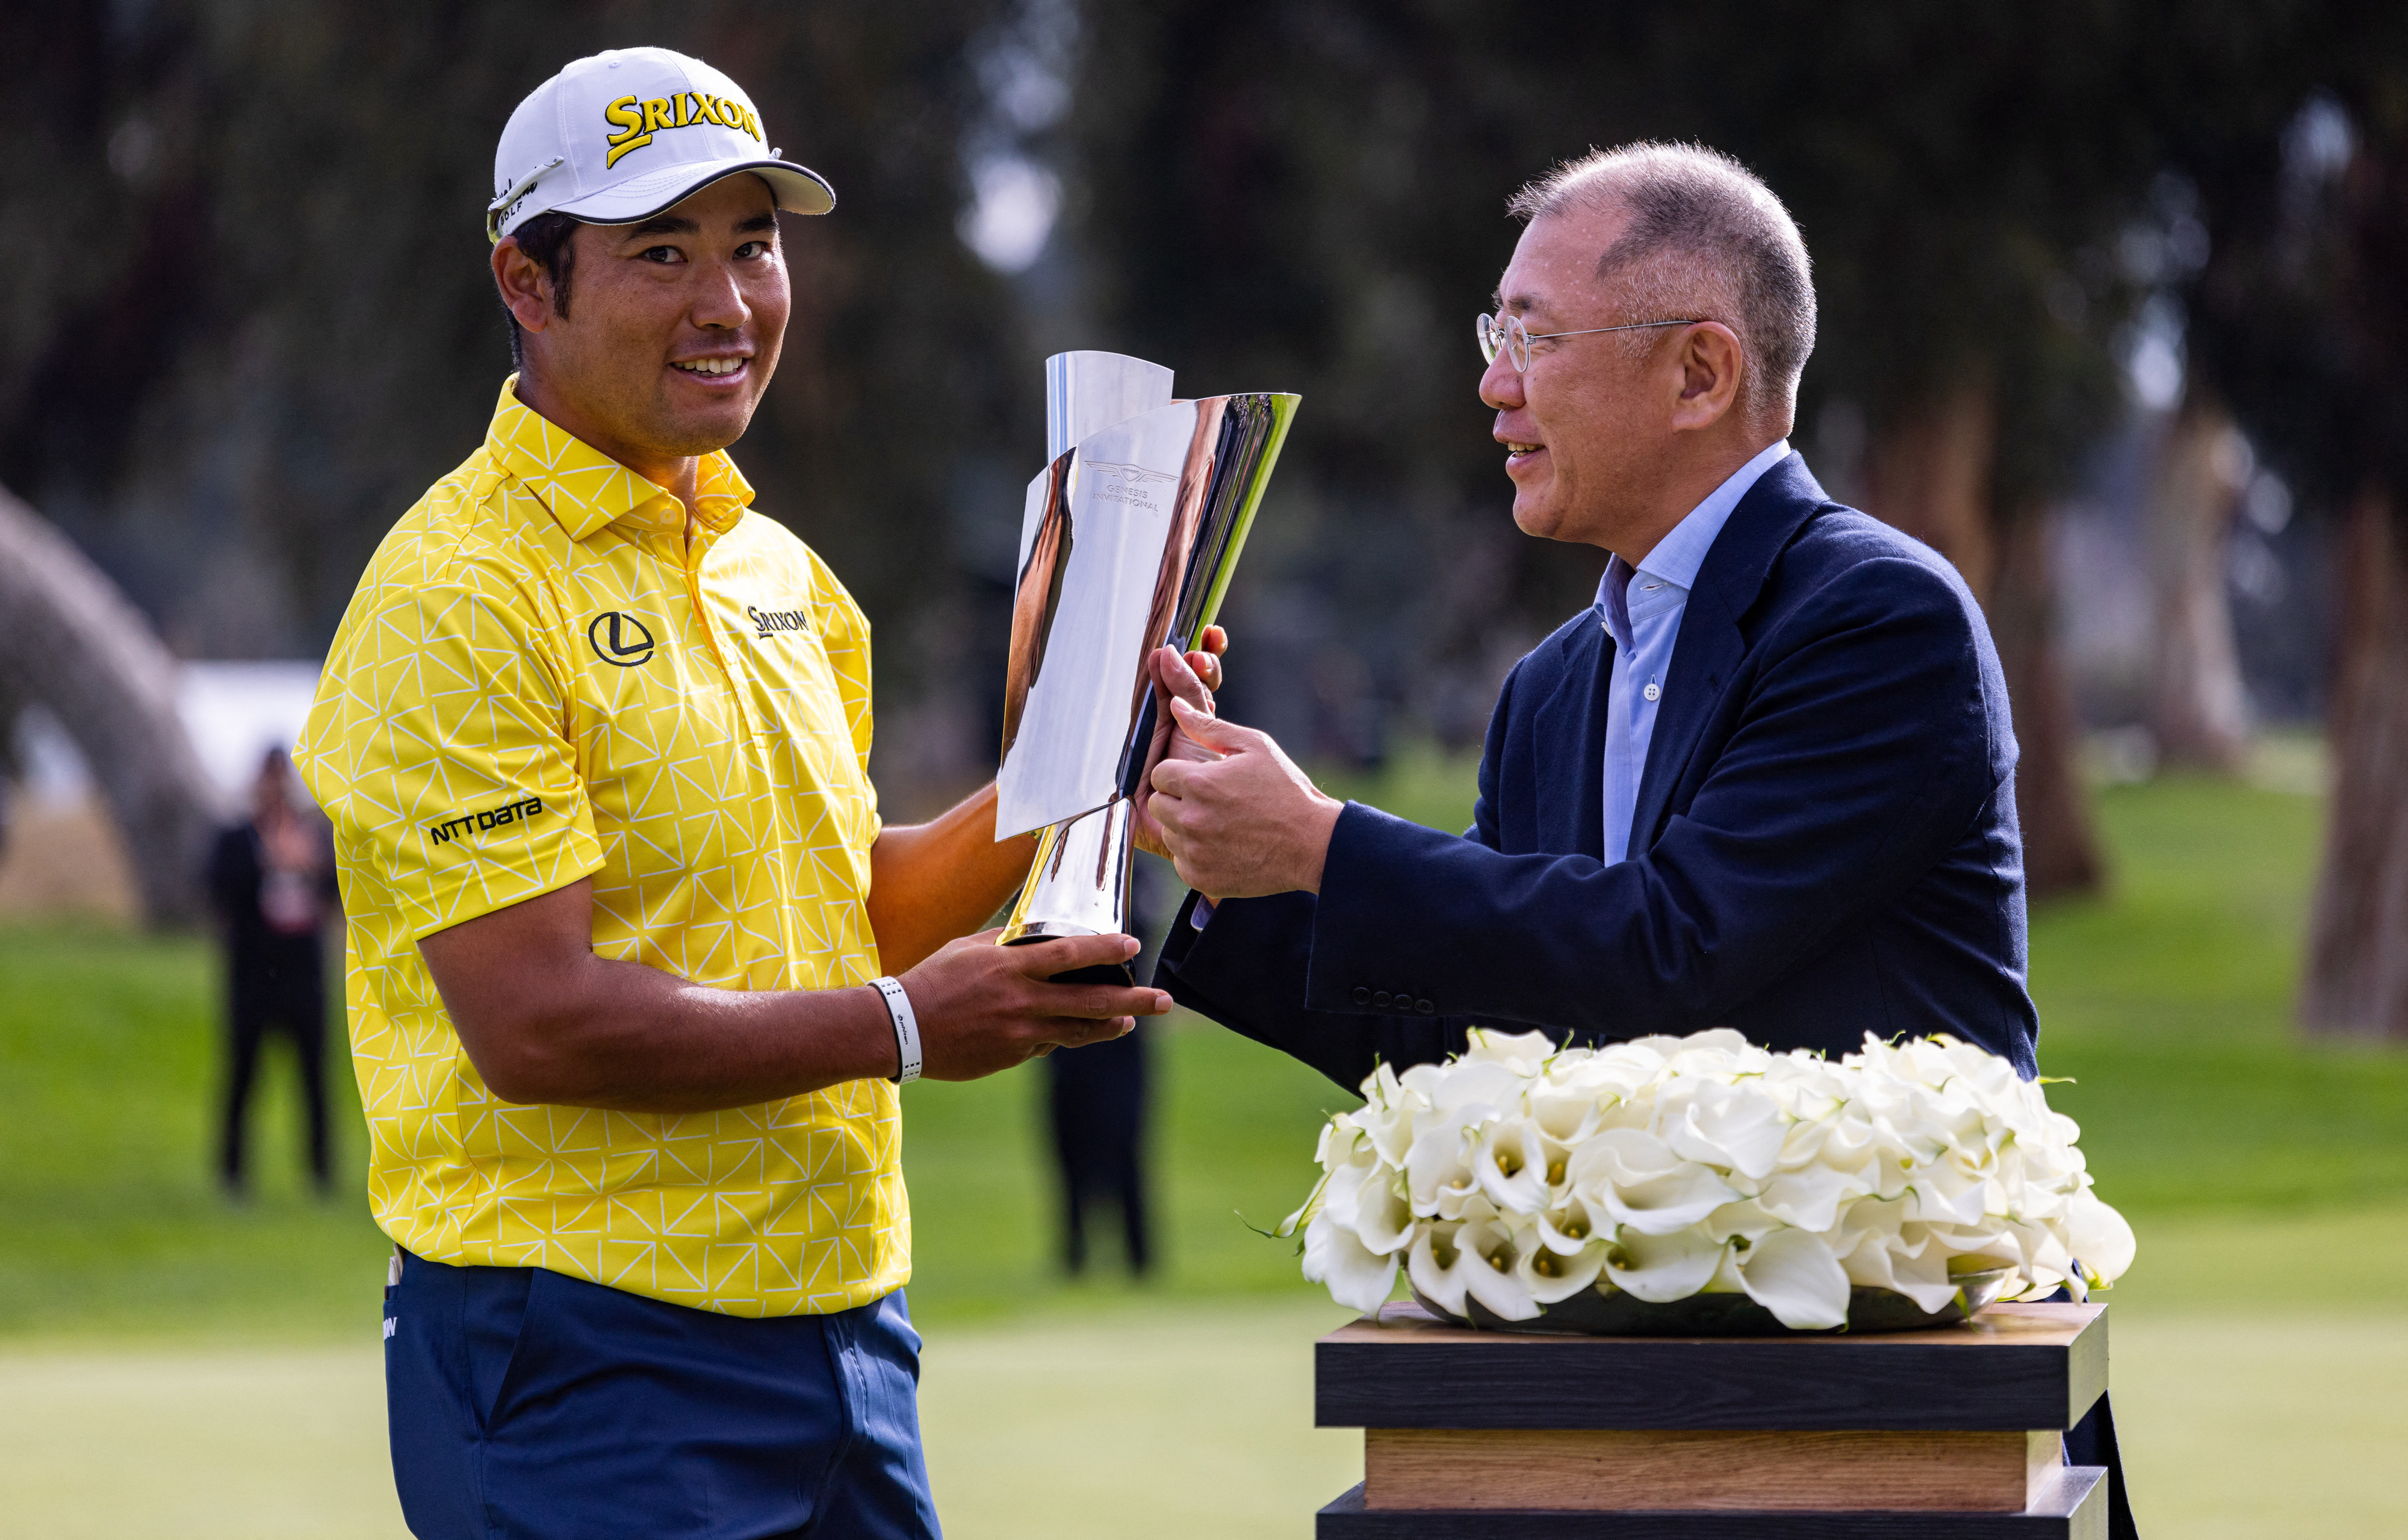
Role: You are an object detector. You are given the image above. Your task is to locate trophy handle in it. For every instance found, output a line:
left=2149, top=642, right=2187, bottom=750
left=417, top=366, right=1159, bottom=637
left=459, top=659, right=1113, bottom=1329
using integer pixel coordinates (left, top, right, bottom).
left=999, top=799, right=1137, bottom=985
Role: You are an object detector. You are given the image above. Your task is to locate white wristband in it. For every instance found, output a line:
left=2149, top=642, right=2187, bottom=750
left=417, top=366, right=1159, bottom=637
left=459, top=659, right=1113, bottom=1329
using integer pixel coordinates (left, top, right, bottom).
left=871, top=976, right=922, bottom=1085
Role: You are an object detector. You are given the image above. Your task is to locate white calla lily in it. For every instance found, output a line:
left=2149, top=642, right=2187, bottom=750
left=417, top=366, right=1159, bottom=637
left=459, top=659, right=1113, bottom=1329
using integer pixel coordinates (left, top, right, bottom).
left=1516, top=1233, right=1607, bottom=1303
left=1530, top=1083, right=1608, bottom=1144
left=1351, top=1064, right=1423, bottom=1169
left=1603, top=1225, right=1728, bottom=1302
left=1657, top=1077, right=1787, bottom=1179
left=1350, top=1167, right=1417, bottom=1255
left=1701, top=1196, right=1786, bottom=1244
left=1535, top=1195, right=1604, bottom=1255
left=1755, top=1162, right=1875, bottom=1233
left=1303, top=1207, right=1400, bottom=1314
left=1424, top=1058, right=1527, bottom=1117
left=1568, top=1128, right=1742, bottom=1235
left=1403, top=1104, right=1489, bottom=1218
left=1654, top=1027, right=1758, bottom=1068
left=1406, top=1221, right=1472, bottom=1316
left=1473, top=1117, right=1556, bottom=1214
left=1905, top=1161, right=1991, bottom=1228
left=2067, top=1189, right=2138, bottom=1285
left=1456, top=1211, right=1542, bottom=1321
left=1462, top=1026, right=1559, bottom=1075
left=1317, top=1160, right=1371, bottom=1231
left=1833, top=1209, right=1960, bottom=1315
left=1737, top=1227, right=1852, bottom=1329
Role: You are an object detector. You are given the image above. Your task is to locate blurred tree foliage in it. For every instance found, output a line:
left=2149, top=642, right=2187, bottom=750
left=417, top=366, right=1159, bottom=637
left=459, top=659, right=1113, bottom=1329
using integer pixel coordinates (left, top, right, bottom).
left=4, top=0, right=2394, bottom=913
left=0, top=0, right=1026, bottom=745
left=2164, top=6, right=2408, bottom=1039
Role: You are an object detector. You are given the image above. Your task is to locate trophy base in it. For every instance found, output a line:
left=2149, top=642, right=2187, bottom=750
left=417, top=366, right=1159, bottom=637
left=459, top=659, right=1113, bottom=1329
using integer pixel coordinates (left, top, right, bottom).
left=1000, top=928, right=1135, bottom=987
left=998, top=805, right=1136, bottom=985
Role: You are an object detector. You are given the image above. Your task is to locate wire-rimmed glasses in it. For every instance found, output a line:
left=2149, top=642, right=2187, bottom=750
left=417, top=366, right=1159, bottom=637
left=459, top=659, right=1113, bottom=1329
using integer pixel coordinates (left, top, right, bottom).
left=1476, top=312, right=1704, bottom=371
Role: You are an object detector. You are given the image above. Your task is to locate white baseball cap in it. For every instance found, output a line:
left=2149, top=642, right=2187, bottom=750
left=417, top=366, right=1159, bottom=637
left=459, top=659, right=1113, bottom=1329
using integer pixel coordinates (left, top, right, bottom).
left=488, top=47, right=836, bottom=244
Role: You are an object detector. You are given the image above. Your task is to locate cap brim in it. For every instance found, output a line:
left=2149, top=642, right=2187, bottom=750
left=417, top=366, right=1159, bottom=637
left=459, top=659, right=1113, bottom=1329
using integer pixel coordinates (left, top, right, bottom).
left=553, top=157, right=837, bottom=225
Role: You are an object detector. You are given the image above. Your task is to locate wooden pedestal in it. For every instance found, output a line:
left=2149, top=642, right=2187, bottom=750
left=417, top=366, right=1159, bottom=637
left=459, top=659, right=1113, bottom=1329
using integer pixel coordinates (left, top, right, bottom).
left=1314, top=1300, right=2108, bottom=1538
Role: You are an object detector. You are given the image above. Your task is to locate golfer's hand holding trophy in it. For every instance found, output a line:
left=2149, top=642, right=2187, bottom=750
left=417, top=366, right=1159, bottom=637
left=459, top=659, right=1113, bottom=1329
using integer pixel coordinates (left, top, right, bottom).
left=993, top=352, right=1299, bottom=984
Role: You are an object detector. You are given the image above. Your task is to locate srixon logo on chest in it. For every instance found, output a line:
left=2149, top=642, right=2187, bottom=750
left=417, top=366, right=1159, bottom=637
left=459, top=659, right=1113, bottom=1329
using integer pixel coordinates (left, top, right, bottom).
left=746, top=603, right=811, bottom=640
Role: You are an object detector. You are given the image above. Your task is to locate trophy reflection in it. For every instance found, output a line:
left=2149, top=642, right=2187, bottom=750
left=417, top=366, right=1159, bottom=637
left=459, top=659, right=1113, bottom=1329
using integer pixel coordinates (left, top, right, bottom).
left=995, top=351, right=1300, bottom=983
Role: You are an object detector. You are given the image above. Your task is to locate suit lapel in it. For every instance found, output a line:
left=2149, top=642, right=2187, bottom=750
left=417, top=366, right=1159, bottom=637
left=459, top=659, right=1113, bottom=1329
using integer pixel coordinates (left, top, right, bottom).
left=1627, top=598, right=1743, bottom=858
left=1538, top=618, right=1612, bottom=858
left=1626, top=455, right=1828, bottom=855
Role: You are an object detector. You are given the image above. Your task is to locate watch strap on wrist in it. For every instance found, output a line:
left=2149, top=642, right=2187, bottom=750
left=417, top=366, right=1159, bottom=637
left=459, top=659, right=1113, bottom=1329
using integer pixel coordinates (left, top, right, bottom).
left=870, top=976, right=922, bottom=1085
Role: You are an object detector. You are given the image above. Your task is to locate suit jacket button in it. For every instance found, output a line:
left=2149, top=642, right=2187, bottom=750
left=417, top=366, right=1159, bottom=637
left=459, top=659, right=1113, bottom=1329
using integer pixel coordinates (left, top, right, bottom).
left=1373, top=990, right=1392, bottom=1008
left=1416, top=999, right=1435, bottom=1014
left=1352, top=987, right=1371, bottom=1005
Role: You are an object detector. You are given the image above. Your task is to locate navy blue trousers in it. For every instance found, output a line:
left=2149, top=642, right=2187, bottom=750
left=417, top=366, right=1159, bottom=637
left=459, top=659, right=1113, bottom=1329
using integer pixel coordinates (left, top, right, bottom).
left=386, top=1251, right=941, bottom=1540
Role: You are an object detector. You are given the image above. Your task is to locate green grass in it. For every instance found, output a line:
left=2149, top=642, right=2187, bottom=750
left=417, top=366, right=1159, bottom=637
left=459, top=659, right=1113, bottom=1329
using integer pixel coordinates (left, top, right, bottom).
left=6, top=765, right=2408, bottom=1539
left=874, top=1019, right=1348, bottom=1325
left=2, top=765, right=2404, bottom=1343
left=1318, top=739, right=1483, bottom=834
left=0, top=927, right=1348, bottom=1341
left=8, top=1299, right=2406, bottom=1538
left=0, top=927, right=388, bottom=1340
left=2029, top=778, right=2408, bottom=1217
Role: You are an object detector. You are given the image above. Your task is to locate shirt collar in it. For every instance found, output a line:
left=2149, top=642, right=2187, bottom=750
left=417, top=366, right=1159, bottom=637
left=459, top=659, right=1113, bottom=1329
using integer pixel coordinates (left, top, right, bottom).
left=483, top=375, right=755, bottom=542
left=1595, top=438, right=1792, bottom=611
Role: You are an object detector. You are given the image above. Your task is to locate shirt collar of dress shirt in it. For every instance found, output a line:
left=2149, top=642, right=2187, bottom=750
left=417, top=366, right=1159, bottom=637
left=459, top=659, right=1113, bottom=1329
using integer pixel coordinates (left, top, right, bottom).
left=1595, top=437, right=1792, bottom=635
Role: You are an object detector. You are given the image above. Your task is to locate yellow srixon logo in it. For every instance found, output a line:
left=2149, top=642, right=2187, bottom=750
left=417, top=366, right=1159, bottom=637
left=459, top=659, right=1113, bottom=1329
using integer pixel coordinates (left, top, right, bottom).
left=604, top=93, right=763, bottom=169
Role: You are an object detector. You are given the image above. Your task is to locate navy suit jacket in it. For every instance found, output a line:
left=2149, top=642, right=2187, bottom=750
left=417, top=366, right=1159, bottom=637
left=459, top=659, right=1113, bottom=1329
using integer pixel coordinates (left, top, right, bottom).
left=1156, top=453, right=2040, bottom=1093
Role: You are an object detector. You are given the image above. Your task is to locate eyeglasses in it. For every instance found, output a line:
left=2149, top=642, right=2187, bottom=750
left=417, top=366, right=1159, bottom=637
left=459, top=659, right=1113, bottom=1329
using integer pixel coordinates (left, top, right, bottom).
left=1476, top=312, right=1703, bottom=372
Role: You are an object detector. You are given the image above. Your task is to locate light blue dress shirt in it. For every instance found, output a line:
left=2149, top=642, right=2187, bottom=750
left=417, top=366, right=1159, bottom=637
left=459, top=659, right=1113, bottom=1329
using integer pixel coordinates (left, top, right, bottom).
left=1597, top=438, right=1792, bottom=865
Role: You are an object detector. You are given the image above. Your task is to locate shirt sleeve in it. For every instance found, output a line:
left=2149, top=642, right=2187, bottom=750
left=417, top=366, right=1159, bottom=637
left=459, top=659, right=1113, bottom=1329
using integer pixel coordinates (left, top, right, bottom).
left=294, top=566, right=606, bottom=941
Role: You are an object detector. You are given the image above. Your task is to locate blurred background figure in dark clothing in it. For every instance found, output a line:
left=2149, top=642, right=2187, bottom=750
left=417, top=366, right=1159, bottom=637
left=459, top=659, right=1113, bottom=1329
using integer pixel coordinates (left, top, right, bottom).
left=1043, top=853, right=1172, bottom=1277
left=204, top=748, right=337, bottom=1199
left=1046, top=1022, right=1150, bottom=1277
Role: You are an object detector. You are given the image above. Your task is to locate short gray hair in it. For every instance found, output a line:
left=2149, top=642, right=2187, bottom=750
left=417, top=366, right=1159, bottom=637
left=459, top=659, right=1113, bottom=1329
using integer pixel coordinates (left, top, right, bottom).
left=1507, top=143, right=1816, bottom=420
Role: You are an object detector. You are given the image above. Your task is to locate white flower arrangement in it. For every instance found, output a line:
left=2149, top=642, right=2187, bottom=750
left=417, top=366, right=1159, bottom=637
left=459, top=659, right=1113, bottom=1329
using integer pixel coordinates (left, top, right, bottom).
left=1282, top=1028, right=2135, bottom=1330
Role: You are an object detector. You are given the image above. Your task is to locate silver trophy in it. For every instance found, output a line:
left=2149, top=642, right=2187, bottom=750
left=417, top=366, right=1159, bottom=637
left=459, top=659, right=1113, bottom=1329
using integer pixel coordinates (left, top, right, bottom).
left=995, top=350, right=1299, bottom=982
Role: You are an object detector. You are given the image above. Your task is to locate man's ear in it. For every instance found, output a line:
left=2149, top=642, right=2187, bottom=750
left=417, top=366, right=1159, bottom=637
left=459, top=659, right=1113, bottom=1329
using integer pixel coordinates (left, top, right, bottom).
left=1670, top=322, right=1744, bottom=432
left=492, top=237, right=553, bottom=335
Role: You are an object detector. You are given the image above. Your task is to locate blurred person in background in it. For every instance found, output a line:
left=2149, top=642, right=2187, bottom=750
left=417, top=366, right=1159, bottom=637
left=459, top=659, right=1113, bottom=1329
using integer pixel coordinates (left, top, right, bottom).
left=1043, top=854, right=1173, bottom=1278
left=294, top=47, right=1216, bottom=1540
left=204, top=747, right=335, bottom=1200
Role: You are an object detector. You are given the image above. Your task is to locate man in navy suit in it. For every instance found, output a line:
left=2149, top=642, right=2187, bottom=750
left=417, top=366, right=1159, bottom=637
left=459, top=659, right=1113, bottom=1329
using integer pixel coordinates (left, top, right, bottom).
left=1147, top=141, right=2036, bottom=1083
left=1144, top=141, right=2135, bottom=1539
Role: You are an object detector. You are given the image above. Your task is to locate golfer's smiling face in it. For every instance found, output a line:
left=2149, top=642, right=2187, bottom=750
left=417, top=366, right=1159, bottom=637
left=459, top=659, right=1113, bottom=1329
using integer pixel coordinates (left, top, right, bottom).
left=539, top=173, right=792, bottom=470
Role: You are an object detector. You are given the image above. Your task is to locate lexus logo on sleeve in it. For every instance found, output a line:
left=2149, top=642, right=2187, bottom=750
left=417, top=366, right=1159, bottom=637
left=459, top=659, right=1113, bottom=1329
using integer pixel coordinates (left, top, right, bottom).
left=587, top=611, right=657, bottom=666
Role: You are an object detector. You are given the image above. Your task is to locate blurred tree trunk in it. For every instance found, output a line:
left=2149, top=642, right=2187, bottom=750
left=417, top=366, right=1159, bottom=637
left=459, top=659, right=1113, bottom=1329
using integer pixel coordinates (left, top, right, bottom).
left=2143, top=392, right=2250, bottom=772
left=1861, top=379, right=2001, bottom=604
left=0, top=668, right=21, bottom=862
left=2287, top=108, right=2408, bottom=1042
left=1859, top=379, right=2104, bottom=899
left=0, top=483, right=218, bottom=926
left=1990, top=511, right=2105, bottom=899
left=2301, top=488, right=2408, bottom=1040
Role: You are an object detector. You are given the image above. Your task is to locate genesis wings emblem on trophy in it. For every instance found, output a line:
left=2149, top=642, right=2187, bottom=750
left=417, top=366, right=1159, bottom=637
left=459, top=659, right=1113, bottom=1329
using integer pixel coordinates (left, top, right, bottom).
left=993, top=350, right=1299, bottom=982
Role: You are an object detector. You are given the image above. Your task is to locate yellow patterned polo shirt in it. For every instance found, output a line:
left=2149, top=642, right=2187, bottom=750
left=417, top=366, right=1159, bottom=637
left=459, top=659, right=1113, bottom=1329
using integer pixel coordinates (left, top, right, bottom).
left=294, top=379, right=902, bottom=1316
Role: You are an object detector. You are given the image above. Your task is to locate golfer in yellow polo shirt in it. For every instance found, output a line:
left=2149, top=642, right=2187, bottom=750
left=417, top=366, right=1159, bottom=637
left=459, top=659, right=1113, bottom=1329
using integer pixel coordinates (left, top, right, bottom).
left=294, top=46, right=1219, bottom=1540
